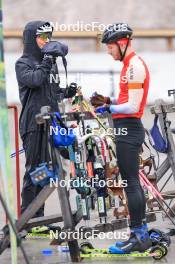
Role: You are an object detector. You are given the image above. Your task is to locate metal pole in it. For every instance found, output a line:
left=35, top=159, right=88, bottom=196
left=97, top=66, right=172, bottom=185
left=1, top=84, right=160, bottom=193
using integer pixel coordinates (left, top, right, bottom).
left=0, top=192, right=30, bottom=264
left=8, top=105, right=21, bottom=218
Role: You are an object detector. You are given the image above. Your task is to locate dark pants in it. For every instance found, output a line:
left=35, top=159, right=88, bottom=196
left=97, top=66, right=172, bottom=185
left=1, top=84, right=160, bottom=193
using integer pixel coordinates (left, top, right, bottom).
left=21, top=128, right=49, bottom=217
left=113, top=118, right=146, bottom=228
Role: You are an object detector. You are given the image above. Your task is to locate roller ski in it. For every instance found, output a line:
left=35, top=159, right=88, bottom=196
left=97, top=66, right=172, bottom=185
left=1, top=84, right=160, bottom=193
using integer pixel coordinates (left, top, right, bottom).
left=26, top=225, right=61, bottom=239
left=80, top=225, right=169, bottom=260
left=80, top=241, right=168, bottom=260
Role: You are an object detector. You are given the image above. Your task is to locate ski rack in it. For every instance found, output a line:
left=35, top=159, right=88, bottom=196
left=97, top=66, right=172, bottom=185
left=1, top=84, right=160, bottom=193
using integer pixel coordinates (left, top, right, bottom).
left=150, top=92, right=175, bottom=213
left=58, top=108, right=157, bottom=223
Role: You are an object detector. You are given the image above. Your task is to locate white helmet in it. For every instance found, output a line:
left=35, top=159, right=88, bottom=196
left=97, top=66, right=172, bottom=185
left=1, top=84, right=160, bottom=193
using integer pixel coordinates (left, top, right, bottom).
left=36, top=22, right=53, bottom=35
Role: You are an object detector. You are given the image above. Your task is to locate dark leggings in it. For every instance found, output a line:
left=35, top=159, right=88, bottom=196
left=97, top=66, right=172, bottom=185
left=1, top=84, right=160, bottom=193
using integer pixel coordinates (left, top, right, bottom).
left=113, top=118, right=146, bottom=228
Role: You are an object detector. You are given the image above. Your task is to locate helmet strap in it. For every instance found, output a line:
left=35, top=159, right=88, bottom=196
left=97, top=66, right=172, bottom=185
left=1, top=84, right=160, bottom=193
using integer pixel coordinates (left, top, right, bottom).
left=117, top=38, right=130, bottom=61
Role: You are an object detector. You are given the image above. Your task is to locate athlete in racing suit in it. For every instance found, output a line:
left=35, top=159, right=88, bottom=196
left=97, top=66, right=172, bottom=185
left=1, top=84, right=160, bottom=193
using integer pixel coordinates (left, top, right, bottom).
left=91, top=23, right=151, bottom=253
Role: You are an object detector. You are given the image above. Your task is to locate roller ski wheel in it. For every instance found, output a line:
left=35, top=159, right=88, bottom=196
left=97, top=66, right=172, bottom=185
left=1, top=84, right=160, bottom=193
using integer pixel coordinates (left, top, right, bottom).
left=80, top=242, right=94, bottom=254
left=160, top=244, right=168, bottom=257
left=150, top=244, right=167, bottom=260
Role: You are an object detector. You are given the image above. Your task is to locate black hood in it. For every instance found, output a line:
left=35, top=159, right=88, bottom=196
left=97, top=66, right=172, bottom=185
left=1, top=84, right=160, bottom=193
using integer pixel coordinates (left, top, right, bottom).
left=23, top=20, right=49, bottom=61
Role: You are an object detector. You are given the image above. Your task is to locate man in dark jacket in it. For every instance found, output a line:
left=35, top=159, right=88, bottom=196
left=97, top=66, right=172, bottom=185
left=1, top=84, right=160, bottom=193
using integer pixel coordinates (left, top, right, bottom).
left=15, top=21, right=76, bottom=220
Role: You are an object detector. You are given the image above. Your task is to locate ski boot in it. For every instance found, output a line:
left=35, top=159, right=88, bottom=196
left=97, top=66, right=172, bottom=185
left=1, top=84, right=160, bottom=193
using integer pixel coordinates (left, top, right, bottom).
left=115, top=225, right=171, bottom=249
left=149, top=228, right=171, bottom=247
left=109, top=225, right=152, bottom=254
left=115, top=222, right=148, bottom=247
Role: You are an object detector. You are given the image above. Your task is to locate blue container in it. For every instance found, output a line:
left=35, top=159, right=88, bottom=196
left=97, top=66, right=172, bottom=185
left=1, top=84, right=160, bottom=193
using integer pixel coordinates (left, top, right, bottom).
left=41, top=249, right=53, bottom=255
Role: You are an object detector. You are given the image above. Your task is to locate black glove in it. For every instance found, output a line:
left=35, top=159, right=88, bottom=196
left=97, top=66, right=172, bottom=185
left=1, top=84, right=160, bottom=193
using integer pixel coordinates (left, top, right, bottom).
left=64, top=82, right=78, bottom=98
left=41, top=41, right=68, bottom=58
left=90, top=92, right=111, bottom=107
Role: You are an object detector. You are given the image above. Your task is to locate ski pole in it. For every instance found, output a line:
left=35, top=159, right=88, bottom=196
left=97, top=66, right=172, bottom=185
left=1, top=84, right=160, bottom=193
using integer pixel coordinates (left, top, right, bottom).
left=140, top=170, right=175, bottom=217
left=82, top=100, right=107, bottom=130
left=139, top=170, right=175, bottom=225
left=10, top=148, right=24, bottom=158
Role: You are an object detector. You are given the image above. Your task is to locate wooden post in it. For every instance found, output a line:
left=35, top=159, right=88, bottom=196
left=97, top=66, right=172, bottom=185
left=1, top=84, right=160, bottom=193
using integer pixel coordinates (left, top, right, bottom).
left=95, top=34, right=101, bottom=52
left=167, top=37, right=173, bottom=51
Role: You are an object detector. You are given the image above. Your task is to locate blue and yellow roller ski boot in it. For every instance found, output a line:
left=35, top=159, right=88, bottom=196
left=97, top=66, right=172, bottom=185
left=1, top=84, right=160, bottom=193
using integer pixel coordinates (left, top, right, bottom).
left=109, top=225, right=152, bottom=254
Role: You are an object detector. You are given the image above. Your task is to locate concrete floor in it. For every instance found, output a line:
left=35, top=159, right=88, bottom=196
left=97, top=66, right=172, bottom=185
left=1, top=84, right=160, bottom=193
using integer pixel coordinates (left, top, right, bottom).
left=0, top=217, right=175, bottom=264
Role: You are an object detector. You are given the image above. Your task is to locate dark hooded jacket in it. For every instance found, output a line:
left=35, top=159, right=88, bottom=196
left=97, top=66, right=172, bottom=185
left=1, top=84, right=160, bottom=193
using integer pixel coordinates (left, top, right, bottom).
left=15, top=21, right=64, bottom=138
